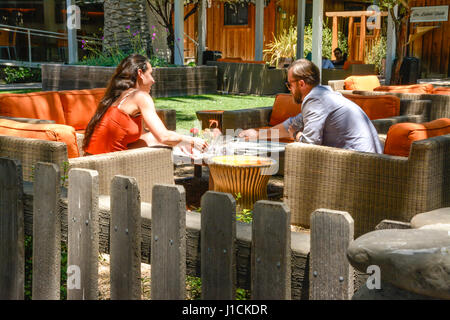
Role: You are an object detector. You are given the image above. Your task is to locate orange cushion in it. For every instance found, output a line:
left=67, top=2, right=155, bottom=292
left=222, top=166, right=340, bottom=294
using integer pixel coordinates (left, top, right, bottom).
left=59, top=88, right=106, bottom=130
left=384, top=118, right=450, bottom=157
left=344, top=75, right=381, bottom=91
left=374, top=83, right=434, bottom=94
left=0, top=118, right=79, bottom=158
left=217, top=57, right=243, bottom=62
left=269, top=93, right=302, bottom=126
left=0, top=91, right=66, bottom=124
left=432, top=87, right=450, bottom=95
left=343, top=94, right=400, bottom=120
left=343, top=60, right=363, bottom=70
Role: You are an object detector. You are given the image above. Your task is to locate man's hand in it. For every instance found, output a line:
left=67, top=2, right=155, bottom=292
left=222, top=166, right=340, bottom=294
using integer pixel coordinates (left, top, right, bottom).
left=238, top=129, right=259, bottom=140
left=288, top=125, right=302, bottom=141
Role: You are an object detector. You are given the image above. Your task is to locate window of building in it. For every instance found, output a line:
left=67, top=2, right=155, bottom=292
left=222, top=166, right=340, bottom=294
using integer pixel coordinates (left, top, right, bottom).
left=224, top=2, right=248, bottom=26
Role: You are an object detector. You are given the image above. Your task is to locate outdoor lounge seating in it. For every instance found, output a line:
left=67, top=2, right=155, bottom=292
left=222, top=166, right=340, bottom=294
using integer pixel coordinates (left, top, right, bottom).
left=0, top=134, right=174, bottom=203
left=321, top=63, right=376, bottom=85
left=0, top=88, right=177, bottom=133
left=284, top=132, right=450, bottom=237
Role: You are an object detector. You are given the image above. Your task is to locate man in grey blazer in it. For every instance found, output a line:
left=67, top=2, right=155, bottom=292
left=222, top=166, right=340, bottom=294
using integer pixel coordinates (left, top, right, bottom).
left=239, top=59, right=383, bottom=154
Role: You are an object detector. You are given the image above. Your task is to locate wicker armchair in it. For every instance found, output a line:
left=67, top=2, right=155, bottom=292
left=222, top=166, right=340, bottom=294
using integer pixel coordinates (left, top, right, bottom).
left=0, top=135, right=174, bottom=203
left=284, top=134, right=450, bottom=237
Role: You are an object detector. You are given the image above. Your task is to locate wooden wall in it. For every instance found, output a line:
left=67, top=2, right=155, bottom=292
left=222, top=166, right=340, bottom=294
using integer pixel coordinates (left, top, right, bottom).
left=408, top=0, right=450, bottom=77
left=184, top=0, right=276, bottom=61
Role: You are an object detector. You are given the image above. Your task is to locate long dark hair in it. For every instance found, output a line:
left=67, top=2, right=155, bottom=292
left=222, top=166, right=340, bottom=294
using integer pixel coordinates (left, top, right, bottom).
left=83, top=54, right=149, bottom=150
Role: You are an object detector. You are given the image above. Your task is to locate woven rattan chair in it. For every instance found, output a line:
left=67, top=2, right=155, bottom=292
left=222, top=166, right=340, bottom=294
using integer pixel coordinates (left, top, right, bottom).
left=284, top=134, right=450, bottom=237
left=0, top=135, right=174, bottom=203
left=221, top=99, right=431, bottom=135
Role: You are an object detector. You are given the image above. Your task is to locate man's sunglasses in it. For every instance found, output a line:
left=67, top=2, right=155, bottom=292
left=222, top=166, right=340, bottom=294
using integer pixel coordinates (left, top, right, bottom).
left=285, top=79, right=299, bottom=90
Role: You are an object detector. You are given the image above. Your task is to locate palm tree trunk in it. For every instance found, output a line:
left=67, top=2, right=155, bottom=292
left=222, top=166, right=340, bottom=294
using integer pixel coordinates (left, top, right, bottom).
left=103, top=0, right=152, bottom=56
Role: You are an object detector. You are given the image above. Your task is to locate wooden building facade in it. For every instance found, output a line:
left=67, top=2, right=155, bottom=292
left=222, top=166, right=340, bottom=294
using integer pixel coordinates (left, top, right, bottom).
left=183, top=0, right=375, bottom=62
left=408, top=0, right=450, bottom=77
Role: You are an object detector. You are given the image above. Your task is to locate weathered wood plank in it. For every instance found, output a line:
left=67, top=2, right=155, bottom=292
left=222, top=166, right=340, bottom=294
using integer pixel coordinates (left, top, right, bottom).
left=67, top=168, right=99, bottom=300
left=23, top=187, right=313, bottom=299
left=110, top=175, right=141, bottom=300
left=32, top=162, right=61, bottom=300
left=0, top=157, right=24, bottom=300
left=201, top=191, right=236, bottom=300
left=251, top=201, right=291, bottom=300
left=310, top=209, right=354, bottom=300
left=151, top=184, right=186, bottom=300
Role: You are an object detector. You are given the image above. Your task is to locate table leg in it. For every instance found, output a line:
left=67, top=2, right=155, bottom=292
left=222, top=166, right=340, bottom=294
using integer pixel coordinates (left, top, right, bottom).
left=194, top=164, right=202, bottom=178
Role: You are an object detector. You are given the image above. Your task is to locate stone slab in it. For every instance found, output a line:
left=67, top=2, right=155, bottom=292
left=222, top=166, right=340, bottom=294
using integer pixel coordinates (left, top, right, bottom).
left=347, top=229, right=450, bottom=299
left=411, top=207, right=450, bottom=230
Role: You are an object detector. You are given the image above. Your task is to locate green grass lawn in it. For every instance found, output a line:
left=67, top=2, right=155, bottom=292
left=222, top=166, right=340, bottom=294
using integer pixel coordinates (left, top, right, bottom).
left=155, top=94, right=275, bottom=132
left=0, top=89, right=41, bottom=94
left=0, top=90, right=275, bottom=131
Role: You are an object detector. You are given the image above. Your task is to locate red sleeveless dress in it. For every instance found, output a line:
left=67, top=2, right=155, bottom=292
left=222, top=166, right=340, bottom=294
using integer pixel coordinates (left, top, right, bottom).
left=85, top=106, right=143, bottom=155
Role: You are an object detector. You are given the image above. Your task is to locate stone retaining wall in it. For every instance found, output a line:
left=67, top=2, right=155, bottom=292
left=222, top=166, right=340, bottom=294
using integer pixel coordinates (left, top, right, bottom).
left=41, top=64, right=218, bottom=97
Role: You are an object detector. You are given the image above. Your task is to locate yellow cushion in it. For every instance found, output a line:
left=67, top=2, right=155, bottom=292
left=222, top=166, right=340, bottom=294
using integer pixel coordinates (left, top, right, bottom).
left=344, top=75, right=381, bottom=91
left=0, top=118, right=79, bottom=158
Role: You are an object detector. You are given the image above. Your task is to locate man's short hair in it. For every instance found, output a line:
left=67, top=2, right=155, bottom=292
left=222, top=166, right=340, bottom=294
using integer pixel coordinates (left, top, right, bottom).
left=288, top=59, right=321, bottom=87
left=334, top=48, right=342, bottom=54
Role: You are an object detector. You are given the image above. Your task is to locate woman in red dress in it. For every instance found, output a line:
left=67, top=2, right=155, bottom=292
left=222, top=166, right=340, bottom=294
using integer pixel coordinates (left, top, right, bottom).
left=83, top=54, right=207, bottom=155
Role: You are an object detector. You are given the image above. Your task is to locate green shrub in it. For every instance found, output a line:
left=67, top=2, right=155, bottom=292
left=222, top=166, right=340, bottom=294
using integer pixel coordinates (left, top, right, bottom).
left=1, top=66, right=41, bottom=84
left=78, top=26, right=172, bottom=68
left=365, top=35, right=387, bottom=74
left=264, top=16, right=348, bottom=67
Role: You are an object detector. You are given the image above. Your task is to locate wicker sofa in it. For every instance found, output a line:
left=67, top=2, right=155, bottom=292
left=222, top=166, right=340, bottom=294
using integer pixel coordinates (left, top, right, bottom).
left=284, top=134, right=450, bottom=237
left=0, top=88, right=177, bottom=132
left=221, top=96, right=431, bottom=135
left=0, top=135, right=174, bottom=203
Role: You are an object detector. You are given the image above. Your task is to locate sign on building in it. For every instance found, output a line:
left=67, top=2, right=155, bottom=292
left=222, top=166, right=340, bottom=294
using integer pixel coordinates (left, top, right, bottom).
left=410, top=5, right=448, bottom=23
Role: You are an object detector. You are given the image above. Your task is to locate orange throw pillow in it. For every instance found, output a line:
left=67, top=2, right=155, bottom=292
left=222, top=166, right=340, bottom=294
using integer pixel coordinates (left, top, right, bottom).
left=343, top=60, right=363, bottom=70
left=344, top=75, right=381, bottom=91
left=0, top=118, right=79, bottom=158
left=0, top=91, right=66, bottom=124
left=269, top=93, right=301, bottom=126
left=384, top=118, right=450, bottom=157
left=374, top=83, right=434, bottom=94
left=343, top=94, right=400, bottom=120
left=432, top=87, right=450, bottom=95
left=59, top=88, right=106, bottom=130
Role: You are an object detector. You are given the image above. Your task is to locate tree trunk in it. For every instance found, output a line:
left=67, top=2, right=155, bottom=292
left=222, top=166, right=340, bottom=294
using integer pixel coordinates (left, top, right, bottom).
left=103, top=0, right=152, bottom=56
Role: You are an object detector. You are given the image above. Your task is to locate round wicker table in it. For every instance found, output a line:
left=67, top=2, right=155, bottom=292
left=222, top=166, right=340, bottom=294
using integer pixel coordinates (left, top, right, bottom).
left=207, top=155, right=276, bottom=210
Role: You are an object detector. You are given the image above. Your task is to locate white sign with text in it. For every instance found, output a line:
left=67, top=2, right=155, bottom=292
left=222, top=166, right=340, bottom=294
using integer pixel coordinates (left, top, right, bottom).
left=410, top=5, right=448, bottom=23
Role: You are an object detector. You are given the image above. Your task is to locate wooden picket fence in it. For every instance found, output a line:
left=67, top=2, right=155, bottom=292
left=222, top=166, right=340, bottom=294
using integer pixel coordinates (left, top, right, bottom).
left=0, top=157, right=357, bottom=300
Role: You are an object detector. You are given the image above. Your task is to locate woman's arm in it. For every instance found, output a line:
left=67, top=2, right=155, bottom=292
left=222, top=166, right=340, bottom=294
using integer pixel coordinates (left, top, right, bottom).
left=135, top=91, right=206, bottom=150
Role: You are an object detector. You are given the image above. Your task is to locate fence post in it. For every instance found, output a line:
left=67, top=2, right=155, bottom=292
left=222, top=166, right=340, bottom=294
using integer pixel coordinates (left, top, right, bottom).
left=201, top=191, right=236, bottom=300
left=151, top=184, right=186, bottom=300
left=67, top=168, right=99, bottom=300
left=32, top=162, right=61, bottom=300
left=310, top=209, right=354, bottom=300
left=110, top=175, right=141, bottom=300
left=251, top=200, right=291, bottom=300
left=0, top=157, right=24, bottom=300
